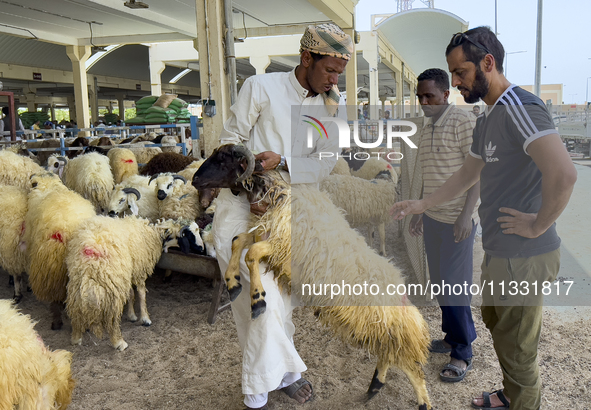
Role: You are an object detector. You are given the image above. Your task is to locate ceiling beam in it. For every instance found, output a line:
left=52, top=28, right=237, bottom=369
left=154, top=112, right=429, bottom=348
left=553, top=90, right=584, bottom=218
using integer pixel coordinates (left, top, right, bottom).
left=306, top=0, right=354, bottom=29
left=84, top=0, right=197, bottom=38
left=77, top=33, right=195, bottom=47
left=0, top=25, right=77, bottom=45
left=234, top=24, right=321, bottom=38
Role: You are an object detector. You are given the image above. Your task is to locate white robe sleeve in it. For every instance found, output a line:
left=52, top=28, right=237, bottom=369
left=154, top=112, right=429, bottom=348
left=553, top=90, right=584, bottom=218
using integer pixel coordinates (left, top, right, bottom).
left=219, top=77, right=261, bottom=146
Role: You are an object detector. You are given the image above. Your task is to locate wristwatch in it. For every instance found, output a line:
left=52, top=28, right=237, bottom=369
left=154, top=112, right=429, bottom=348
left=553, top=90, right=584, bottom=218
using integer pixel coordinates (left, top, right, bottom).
left=276, top=155, right=286, bottom=169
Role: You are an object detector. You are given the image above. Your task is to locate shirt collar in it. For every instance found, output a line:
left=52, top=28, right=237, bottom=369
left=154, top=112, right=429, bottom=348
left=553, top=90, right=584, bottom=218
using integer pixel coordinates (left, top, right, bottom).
left=485, top=84, right=517, bottom=116
left=289, top=67, right=310, bottom=99
left=424, top=103, right=455, bottom=127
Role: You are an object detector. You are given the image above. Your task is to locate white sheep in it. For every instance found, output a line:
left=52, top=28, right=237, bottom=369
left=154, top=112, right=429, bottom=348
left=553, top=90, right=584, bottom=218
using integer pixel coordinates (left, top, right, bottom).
left=0, top=150, right=46, bottom=191
left=107, top=174, right=160, bottom=221
left=128, top=141, right=163, bottom=165
left=149, top=172, right=202, bottom=221
left=0, top=300, right=75, bottom=409
left=24, top=172, right=96, bottom=330
left=320, top=173, right=397, bottom=256
left=108, top=148, right=139, bottom=184
left=0, top=185, right=28, bottom=302
left=48, top=152, right=114, bottom=214
left=65, top=216, right=204, bottom=351
left=330, top=157, right=351, bottom=176
left=352, top=157, right=399, bottom=183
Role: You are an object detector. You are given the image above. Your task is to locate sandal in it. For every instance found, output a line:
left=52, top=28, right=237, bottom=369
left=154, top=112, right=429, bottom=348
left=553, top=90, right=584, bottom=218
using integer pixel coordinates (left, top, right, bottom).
left=471, top=389, right=510, bottom=409
left=280, top=378, right=314, bottom=404
left=439, top=358, right=472, bottom=383
left=429, top=339, right=452, bottom=354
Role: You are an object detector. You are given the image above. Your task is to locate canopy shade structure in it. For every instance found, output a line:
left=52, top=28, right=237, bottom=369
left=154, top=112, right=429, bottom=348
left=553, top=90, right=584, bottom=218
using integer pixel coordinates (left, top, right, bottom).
left=376, top=8, right=469, bottom=75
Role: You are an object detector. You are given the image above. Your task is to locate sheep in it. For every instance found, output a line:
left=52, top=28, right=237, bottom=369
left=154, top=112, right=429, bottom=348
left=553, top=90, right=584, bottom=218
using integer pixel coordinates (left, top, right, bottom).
left=65, top=216, right=204, bottom=351
left=108, top=148, right=139, bottom=184
left=160, top=135, right=181, bottom=154
left=351, top=157, right=399, bottom=183
left=24, top=172, right=96, bottom=330
left=0, top=150, right=46, bottom=191
left=192, top=144, right=431, bottom=410
left=107, top=174, right=159, bottom=221
left=330, top=157, right=351, bottom=176
left=140, top=152, right=200, bottom=176
left=128, top=142, right=162, bottom=165
left=320, top=173, right=397, bottom=256
left=0, top=185, right=28, bottom=302
left=47, top=152, right=114, bottom=214
left=66, top=136, right=89, bottom=159
left=149, top=173, right=203, bottom=221
left=0, top=300, right=75, bottom=409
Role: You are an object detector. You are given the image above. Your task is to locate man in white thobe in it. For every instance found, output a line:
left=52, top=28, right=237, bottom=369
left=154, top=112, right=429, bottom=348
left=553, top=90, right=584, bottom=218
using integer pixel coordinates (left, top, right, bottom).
left=212, top=24, right=353, bottom=410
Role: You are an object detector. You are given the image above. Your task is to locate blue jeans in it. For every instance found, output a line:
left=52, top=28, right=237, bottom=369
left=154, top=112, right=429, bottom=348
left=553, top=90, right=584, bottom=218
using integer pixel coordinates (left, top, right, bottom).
left=423, top=214, right=477, bottom=362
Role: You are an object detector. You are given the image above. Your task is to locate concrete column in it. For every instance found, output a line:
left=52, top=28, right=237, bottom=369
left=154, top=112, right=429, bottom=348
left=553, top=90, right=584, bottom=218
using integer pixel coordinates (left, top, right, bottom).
left=66, top=45, right=92, bottom=129
left=50, top=104, right=57, bottom=122
left=249, top=56, right=270, bottom=75
left=88, top=75, right=99, bottom=125
left=344, top=28, right=358, bottom=121
left=363, top=49, right=379, bottom=120
left=395, top=70, right=403, bottom=119
left=409, top=82, right=417, bottom=117
left=195, top=0, right=231, bottom=155
left=381, top=98, right=386, bottom=118
left=67, top=95, right=76, bottom=122
left=117, top=95, right=125, bottom=120
left=25, top=93, right=36, bottom=112
left=149, top=46, right=166, bottom=96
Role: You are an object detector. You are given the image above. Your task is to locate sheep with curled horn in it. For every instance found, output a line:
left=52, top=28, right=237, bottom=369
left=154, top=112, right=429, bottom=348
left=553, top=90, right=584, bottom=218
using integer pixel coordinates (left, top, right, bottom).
left=192, top=144, right=432, bottom=410
left=107, top=175, right=160, bottom=221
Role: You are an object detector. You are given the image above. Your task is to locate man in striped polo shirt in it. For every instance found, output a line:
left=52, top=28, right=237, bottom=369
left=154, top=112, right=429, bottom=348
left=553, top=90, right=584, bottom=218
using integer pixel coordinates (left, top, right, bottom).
left=410, top=68, right=480, bottom=383
left=392, top=26, right=577, bottom=410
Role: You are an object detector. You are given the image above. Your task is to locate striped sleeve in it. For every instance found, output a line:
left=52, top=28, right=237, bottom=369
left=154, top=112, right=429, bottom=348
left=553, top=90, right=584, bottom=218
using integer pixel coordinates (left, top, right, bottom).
left=500, top=89, right=556, bottom=155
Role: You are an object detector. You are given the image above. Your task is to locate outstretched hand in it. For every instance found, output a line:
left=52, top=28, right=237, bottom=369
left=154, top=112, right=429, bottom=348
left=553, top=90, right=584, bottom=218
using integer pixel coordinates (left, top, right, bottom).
left=255, top=151, right=281, bottom=170
left=390, top=200, right=426, bottom=220
left=497, top=207, right=542, bottom=238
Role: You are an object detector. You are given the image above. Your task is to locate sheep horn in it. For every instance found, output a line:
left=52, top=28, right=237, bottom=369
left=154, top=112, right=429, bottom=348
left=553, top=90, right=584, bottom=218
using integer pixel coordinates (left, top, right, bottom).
left=233, top=145, right=255, bottom=183
left=148, top=175, right=158, bottom=185
left=57, top=156, right=68, bottom=164
left=173, top=175, right=187, bottom=184
left=122, top=187, right=141, bottom=200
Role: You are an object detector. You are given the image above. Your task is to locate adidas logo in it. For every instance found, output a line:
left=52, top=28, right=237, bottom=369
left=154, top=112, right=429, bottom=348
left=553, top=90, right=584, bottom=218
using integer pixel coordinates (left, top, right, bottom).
left=485, top=141, right=499, bottom=163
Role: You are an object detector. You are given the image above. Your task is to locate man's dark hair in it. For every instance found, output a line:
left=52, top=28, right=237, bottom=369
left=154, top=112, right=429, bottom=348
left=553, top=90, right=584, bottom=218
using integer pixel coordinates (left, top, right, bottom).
left=309, top=52, right=327, bottom=62
left=417, top=68, right=449, bottom=92
left=445, top=26, right=505, bottom=73
left=1, top=107, right=8, bottom=116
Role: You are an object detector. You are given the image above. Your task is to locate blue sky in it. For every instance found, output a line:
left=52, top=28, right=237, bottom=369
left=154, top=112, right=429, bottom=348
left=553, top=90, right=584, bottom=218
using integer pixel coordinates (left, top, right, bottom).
left=356, top=0, right=591, bottom=104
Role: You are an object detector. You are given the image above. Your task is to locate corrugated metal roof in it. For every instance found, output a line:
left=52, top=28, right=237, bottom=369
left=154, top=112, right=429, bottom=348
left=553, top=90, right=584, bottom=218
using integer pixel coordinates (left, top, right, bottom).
left=0, top=33, right=71, bottom=70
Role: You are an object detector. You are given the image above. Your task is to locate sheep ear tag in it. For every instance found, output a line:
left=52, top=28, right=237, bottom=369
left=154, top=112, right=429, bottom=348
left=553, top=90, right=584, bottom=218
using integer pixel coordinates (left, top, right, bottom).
left=128, top=197, right=139, bottom=215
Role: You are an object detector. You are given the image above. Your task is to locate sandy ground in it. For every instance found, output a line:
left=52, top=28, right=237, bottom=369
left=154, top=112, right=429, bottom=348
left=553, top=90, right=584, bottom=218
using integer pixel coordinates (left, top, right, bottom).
left=1, top=224, right=590, bottom=410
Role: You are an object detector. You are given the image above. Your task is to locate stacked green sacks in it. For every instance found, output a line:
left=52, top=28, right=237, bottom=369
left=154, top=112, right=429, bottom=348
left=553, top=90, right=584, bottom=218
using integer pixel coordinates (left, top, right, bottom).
left=128, top=95, right=159, bottom=124
left=170, top=98, right=191, bottom=123
left=104, top=113, right=119, bottom=124
left=20, top=111, right=50, bottom=129
left=128, top=95, right=191, bottom=124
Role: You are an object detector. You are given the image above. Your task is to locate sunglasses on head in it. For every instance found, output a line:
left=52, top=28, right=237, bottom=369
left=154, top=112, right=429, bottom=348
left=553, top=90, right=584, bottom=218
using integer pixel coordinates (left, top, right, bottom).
left=450, top=32, right=492, bottom=55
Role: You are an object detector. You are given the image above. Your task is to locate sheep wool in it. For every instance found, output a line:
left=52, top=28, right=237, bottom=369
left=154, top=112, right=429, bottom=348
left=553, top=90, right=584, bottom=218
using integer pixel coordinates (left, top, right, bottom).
left=66, top=216, right=195, bottom=350
left=0, top=185, right=29, bottom=301
left=62, top=152, right=114, bottom=213
left=352, top=157, right=398, bottom=184
left=0, top=300, right=75, bottom=410
left=108, top=174, right=160, bottom=221
left=25, top=173, right=96, bottom=304
left=320, top=174, right=397, bottom=255
left=108, top=148, right=139, bottom=184
left=0, top=150, right=45, bottom=191
left=330, top=157, right=351, bottom=176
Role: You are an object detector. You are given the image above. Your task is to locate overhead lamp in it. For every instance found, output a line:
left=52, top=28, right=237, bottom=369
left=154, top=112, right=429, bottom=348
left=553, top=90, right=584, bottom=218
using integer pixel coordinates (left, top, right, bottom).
left=169, top=69, right=191, bottom=84
left=124, top=0, right=149, bottom=9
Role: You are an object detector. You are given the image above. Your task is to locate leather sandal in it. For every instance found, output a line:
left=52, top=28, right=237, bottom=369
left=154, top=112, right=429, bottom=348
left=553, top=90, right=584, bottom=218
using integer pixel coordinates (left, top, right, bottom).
left=440, top=357, right=472, bottom=383
left=471, top=389, right=510, bottom=409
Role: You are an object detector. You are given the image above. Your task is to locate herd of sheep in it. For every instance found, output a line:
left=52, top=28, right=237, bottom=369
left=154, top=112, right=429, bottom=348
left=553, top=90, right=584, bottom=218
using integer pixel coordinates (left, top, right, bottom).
left=0, top=136, right=432, bottom=409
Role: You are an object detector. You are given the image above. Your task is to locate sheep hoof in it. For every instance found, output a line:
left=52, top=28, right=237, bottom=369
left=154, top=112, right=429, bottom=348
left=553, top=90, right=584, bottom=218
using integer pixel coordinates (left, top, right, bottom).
left=115, top=340, right=128, bottom=351
left=367, top=369, right=385, bottom=401
left=13, top=293, right=22, bottom=304
left=418, top=405, right=428, bottom=410
left=251, top=300, right=266, bottom=320
left=128, top=313, right=138, bottom=322
left=71, top=338, right=82, bottom=346
left=140, top=318, right=152, bottom=327
left=228, top=283, right=242, bottom=302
